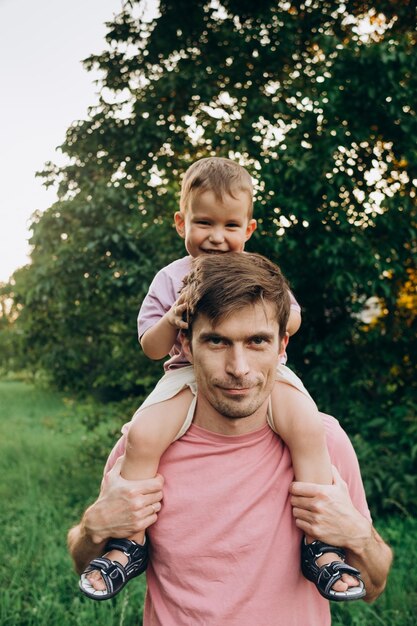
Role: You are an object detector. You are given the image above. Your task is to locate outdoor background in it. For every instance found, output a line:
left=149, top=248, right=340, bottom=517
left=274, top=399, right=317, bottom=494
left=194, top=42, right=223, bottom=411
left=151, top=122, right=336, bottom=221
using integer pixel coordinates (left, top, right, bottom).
left=0, top=1, right=416, bottom=624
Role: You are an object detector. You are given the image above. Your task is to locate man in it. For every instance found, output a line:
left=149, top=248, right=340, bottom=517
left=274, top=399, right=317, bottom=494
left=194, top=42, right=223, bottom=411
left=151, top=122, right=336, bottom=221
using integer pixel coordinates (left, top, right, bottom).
left=68, top=252, right=392, bottom=625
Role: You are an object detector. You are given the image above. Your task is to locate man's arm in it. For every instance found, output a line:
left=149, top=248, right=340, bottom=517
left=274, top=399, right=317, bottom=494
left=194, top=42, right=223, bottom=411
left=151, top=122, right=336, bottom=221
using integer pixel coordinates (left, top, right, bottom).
left=68, top=456, right=164, bottom=574
left=289, top=466, right=392, bottom=602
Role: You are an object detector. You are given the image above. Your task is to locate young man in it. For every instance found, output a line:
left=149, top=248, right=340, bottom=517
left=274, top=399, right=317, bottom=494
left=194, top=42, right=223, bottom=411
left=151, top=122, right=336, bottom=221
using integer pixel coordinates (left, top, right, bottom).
left=68, top=253, right=392, bottom=625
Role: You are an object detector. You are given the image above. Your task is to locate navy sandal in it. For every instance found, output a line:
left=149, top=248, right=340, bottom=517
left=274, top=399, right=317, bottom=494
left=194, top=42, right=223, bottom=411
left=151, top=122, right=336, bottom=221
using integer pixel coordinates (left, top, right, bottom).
left=301, top=539, right=366, bottom=602
left=79, top=538, right=149, bottom=601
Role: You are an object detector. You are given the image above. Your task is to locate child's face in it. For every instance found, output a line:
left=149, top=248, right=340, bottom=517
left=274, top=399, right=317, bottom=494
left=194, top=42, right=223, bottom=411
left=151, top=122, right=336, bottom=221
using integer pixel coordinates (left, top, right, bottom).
left=174, top=190, right=257, bottom=258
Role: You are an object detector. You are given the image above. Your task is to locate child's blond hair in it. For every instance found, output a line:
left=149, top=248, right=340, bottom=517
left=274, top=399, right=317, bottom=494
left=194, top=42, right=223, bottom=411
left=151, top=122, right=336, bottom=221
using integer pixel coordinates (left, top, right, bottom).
left=179, top=157, right=253, bottom=216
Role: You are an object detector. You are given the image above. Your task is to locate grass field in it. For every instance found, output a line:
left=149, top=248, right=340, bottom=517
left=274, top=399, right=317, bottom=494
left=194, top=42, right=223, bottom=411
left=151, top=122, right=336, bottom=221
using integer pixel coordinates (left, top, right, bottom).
left=0, top=380, right=415, bottom=625
left=0, top=381, right=146, bottom=625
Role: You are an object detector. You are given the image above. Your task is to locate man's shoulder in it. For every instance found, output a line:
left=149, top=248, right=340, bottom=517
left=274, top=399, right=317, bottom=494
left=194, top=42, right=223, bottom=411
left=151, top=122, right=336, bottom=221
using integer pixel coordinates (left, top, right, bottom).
left=320, top=412, right=341, bottom=431
left=320, top=412, right=353, bottom=454
left=320, top=413, right=371, bottom=519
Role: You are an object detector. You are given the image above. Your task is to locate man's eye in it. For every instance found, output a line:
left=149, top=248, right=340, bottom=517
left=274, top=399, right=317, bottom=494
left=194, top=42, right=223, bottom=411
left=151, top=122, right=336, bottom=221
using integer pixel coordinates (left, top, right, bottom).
left=208, top=336, right=223, bottom=345
left=251, top=337, right=266, bottom=345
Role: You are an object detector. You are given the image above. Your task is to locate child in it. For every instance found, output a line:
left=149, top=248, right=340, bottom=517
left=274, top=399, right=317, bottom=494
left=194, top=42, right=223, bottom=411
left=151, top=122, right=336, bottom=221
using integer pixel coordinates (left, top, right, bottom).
left=80, top=157, right=365, bottom=602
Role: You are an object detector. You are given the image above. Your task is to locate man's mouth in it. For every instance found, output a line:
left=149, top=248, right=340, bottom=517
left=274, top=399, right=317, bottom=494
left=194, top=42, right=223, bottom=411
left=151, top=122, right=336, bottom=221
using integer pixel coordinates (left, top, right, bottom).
left=218, top=384, right=253, bottom=395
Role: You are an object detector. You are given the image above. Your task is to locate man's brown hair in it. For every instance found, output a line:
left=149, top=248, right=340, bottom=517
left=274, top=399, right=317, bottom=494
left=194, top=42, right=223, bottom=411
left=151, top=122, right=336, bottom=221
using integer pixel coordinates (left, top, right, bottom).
left=181, top=252, right=291, bottom=340
left=179, top=157, right=253, bottom=216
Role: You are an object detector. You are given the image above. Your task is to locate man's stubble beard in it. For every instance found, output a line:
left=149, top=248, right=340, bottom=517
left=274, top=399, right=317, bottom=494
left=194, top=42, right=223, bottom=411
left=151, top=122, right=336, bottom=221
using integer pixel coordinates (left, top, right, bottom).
left=208, top=394, right=267, bottom=420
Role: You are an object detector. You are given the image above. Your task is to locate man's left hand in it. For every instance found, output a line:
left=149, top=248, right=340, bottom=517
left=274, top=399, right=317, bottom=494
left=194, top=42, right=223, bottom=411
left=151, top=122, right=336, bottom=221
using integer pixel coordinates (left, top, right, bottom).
left=289, top=465, right=371, bottom=551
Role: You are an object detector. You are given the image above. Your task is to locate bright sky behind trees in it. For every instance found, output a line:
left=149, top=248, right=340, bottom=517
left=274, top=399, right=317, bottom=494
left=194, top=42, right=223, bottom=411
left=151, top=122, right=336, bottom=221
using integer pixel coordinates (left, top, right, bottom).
left=0, top=0, right=158, bottom=282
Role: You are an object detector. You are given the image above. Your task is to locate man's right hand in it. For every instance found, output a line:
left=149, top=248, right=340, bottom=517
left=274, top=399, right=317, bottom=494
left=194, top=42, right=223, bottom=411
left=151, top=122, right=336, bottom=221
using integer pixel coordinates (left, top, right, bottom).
left=85, top=456, right=164, bottom=544
left=68, top=456, right=164, bottom=574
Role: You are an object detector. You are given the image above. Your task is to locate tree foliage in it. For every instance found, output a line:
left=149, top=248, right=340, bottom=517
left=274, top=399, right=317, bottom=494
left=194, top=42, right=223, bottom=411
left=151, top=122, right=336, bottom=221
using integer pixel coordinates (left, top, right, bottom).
left=5, top=0, right=417, bottom=513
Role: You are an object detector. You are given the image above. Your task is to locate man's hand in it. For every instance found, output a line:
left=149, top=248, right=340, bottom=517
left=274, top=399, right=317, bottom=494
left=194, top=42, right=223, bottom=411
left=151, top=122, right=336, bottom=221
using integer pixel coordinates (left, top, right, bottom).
left=68, top=456, right=164, bottom=574
left=86, top=456, right=164, bottom=544
left=289, top=465, right=393, bottom=602
left=289, top=465, right=371, bottom=551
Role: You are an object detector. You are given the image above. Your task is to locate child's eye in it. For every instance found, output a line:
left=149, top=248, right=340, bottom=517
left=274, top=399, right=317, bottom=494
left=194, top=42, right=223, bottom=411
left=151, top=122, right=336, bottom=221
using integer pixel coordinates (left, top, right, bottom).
left=226, top=223, right=240, bottom=228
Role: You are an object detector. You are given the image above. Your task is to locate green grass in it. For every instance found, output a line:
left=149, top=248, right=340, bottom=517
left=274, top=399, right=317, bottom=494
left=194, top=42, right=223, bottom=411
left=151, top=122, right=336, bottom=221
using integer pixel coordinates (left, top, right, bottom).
left=0, top=380, right=415, bottom=625
left=331, top=515, right=417, bottom=625
left=0, top=381, right=146, bottom=625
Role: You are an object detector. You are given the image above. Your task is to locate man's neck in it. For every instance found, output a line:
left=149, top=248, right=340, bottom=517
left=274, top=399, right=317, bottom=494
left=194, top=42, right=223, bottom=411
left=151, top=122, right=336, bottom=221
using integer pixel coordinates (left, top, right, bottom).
left=192, top=394, right=269, bottom=436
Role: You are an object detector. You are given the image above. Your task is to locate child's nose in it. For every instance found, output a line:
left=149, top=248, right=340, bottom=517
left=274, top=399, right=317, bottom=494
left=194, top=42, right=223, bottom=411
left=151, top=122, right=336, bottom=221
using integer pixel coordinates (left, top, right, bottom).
left=209, top=227, right=225, bottom=243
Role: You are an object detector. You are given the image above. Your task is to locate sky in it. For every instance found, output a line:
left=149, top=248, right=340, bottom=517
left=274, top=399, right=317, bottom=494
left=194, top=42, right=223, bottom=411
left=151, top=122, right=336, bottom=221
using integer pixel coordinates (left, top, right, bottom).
left=0, top=0, right=155, bottom=283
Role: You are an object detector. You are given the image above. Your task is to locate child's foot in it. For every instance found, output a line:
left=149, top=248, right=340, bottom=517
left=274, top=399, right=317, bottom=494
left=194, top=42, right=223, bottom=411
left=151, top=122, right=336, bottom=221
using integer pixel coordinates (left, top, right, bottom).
left=85, top=547, right=128, bottom=591
left=301, top=539, right=366, bottom=601
left=79, top=538, right=148, bottom=601
left=314, top=549, right=360, bottom=593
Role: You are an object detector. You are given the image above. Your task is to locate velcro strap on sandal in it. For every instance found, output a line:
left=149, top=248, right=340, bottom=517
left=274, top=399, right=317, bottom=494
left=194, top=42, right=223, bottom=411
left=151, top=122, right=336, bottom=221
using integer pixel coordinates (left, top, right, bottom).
left=305, top=539, right=346, bottom=562
left=84, top=557, right=126, bottom=595
left=86, top=556, right=113, bottom=573
left=105, top=538, right=143, bottom=556
left=318, top=561, right=361, bottom=596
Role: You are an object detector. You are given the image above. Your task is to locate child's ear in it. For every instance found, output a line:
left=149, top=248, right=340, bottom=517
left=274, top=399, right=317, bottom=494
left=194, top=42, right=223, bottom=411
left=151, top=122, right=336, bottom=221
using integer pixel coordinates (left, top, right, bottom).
left=180, top=332, right=193, bottom=363
left=245, top=219, right=257, bottom=241
left=174, top=211, right=186, bottom=239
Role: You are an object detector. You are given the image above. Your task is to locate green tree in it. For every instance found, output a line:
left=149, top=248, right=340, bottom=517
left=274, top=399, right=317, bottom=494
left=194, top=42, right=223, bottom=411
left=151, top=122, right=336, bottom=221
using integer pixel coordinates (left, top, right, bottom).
left=0, top=280, right=24, bottom=376
left=8, top=0, right=417, bottom=512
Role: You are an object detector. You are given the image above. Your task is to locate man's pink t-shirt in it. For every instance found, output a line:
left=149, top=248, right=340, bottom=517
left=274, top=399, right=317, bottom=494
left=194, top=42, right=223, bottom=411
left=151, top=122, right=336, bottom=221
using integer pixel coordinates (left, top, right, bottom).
left=104, top=415, right=371, bottom=626
left=137, top=256, right=301, bottom=370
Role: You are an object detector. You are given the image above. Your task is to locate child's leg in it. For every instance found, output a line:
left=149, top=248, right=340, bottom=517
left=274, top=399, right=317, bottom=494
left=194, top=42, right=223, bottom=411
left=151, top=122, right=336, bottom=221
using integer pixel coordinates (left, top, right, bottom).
left=87, top=387, right=194, bottom=592
left=123, top=387, right=194, bottom=541
left=271, top=381, right=332, bottom=485
left=271, top=381, right=359, bottom=594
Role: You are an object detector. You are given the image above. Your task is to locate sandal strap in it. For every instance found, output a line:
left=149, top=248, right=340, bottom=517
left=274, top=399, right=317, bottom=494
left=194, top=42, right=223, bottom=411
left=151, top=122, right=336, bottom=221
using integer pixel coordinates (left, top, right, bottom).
left=303, top=539, right=346, bottom=563
left=105, top=538, right=143, bottom=556
left=105, top=538, right=148, bottom=573
left=301, top=538, right=366, bottom=601
left=318, top=561, right=363, bottom=597
left=105, top=538, right=149, bottom=577
left=83, top=557, right=126, bottom=596
left=80, top=539, right=148, bottom=600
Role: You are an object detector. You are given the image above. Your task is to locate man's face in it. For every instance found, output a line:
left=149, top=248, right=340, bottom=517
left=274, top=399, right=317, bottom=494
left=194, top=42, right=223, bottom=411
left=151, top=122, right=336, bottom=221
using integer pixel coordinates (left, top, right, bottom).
left=182, top=302, right=288, bottom=422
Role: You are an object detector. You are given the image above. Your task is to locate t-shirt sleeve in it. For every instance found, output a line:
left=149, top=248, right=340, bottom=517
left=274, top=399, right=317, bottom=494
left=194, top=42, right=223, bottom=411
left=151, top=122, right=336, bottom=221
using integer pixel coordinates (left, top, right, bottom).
left=137, top=267, right=177, bottom=340
left=100, top=424, right=130, bottom=490
left=323, top=414, right=372, bottom=522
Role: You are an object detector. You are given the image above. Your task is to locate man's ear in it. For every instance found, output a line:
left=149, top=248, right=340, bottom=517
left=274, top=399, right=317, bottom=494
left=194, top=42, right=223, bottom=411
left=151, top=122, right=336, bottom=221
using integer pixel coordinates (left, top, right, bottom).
left=180, top=331, right=193, bottom=363
left=278, top=332, right=289, bottom=359
left=174, top=211, right=186, bottom=239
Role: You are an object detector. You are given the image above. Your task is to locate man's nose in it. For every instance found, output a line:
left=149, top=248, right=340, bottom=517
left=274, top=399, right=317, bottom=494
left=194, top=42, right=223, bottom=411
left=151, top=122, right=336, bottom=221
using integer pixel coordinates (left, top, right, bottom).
left=225, top=346, right=250, bottom=378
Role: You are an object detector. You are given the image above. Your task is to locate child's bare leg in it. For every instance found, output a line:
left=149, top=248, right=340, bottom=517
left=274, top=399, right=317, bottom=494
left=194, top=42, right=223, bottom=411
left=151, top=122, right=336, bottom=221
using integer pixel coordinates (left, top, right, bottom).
left=271, top=382, right=359, bottom=593
left=88, top=387, right=193, bottom=591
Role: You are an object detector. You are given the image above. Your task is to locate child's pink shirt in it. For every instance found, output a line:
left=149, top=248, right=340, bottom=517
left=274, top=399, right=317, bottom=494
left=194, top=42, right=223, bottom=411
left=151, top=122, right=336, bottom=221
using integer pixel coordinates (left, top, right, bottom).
left=138, top=256, right=301, bottom=370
